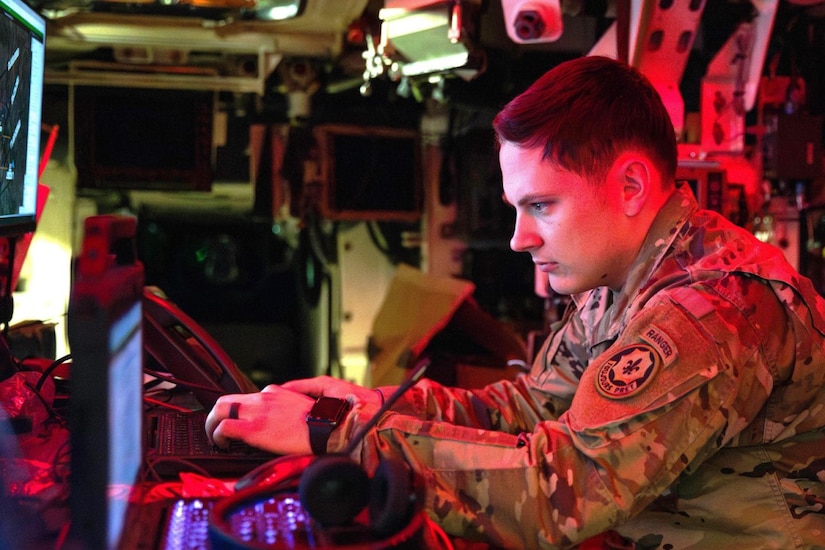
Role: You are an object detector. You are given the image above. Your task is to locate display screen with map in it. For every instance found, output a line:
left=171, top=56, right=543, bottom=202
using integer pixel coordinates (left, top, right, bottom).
left=0, top=0, right=45, bottom=238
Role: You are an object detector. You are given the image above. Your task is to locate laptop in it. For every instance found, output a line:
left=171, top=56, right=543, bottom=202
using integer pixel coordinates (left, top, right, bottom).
left=141, top=285, right=274, bottom=478
left=68, top=215, right=147, bottom=549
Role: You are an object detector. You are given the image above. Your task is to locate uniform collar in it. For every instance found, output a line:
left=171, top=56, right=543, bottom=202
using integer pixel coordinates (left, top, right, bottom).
left=573, top=184, right=696, bottom=303
left=570, top=184, right=698, bottom=343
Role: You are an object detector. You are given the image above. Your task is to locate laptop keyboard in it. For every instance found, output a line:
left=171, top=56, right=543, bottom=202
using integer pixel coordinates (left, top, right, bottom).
left=157, top=412, right=217, bottom=456
left=146, top=412, right=274, bottom=478
left=154, top=412, right=267, bottom=457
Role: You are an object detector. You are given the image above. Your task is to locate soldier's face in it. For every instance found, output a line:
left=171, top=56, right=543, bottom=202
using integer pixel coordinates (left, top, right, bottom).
left=500, top=142, right=638, bottom=295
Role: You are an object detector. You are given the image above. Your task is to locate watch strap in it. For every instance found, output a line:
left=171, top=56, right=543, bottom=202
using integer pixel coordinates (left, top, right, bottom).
left=306, top=397, right=351, bottom=455
left=308, top=422, right=335, bottom=455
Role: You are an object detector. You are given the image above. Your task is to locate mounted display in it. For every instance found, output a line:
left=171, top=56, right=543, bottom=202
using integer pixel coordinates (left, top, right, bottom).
left=314, top=124, right=422, bottom=222
left=0, top=0, right=45, bottom=238
left=73, top=86, right=214, bottom=191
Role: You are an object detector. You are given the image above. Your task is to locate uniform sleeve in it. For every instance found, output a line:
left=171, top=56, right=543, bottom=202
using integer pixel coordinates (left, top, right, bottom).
left=369, top=375, right=556, bottom=434
left=332, top=277, right=789, bottom=549
left=365, top=295, right=589, bottom=432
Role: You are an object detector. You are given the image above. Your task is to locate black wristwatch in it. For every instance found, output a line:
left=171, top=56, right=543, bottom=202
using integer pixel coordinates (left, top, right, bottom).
left=306, top=396, right=351, bottom=455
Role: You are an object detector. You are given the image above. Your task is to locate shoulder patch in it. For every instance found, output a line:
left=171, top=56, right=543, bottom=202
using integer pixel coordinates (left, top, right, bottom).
left=640, top=325, right=678, bottom=368
left=596, top=344, right=660, bottom=399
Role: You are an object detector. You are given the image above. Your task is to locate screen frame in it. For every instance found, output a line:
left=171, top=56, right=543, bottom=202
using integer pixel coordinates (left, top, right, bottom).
left=68, top=214, right=145, bottom=550
left=314, top=123, right=423, bottom=222
left=72, top=86, right=215, bottom=192
left=0, top=0, right=45, bottom=238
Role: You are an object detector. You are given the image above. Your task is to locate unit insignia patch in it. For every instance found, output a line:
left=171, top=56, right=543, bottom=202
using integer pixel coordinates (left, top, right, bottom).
left=596, top=344, right=659, bottom=399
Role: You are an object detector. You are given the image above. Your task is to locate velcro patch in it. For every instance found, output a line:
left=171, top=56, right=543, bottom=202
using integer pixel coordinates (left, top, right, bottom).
left=596, top=344, right=660, bottom=399
left=640, top=325, right=678, bottom=368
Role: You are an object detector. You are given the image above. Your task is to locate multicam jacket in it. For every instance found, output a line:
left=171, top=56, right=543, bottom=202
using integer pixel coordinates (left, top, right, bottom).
left=331, top=184, right=825, bottom=549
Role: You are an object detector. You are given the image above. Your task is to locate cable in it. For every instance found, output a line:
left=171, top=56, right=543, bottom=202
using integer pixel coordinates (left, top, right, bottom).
left=143, top=456, right=213, bottom=482
left=425, top=517, right=456, bottom=550
left=51, top=437, right=72, bottom=485
left=144, top=395, right=197, bottom=413
left=143, top=377, right=167, bottom=392
left=21, top=379, right=64, bottom=424
left=366, top=220, right=393, bottom=257
left=34, top=354, right=71, bottom=393
left=142, top=367, right=229, bottom=396
left=0, top=236, right=16, bottom=334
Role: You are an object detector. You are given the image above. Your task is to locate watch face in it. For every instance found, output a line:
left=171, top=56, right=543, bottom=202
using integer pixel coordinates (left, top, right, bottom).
left=308, top=396, right=349, bottom=423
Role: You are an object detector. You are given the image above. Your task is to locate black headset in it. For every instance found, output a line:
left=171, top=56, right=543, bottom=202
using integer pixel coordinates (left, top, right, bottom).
left=298, top=452, right=419, bottom=538
left=208, top=453, right=424, bottom=548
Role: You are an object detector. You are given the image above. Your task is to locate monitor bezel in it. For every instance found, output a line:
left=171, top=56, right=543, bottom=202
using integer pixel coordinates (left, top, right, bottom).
left=72, top=86, right=215, bottom=192
left=314, top=123, right=423, bottom=222
left=0, top=0, right=45, bottom=239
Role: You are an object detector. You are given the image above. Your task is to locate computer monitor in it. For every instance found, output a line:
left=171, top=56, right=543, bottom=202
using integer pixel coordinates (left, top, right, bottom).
left=0, top=0, right=45, bottom=239
left=73, top=86, right=214, bottom=192
left=313, top=124, right=422, bottom=222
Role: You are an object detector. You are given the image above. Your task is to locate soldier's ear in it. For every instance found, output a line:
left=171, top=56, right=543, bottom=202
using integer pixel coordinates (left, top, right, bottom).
left=609, top=153, right=652, bottom=217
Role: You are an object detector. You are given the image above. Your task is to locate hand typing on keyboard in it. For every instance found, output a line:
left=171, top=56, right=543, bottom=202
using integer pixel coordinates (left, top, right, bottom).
left=204, top=375, right=383, bottom=456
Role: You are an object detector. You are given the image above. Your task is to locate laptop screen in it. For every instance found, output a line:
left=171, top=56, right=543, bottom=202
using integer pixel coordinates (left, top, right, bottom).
left=103, top=301, right=143, bottom=548
left=68, top=215, right=144, bottom=549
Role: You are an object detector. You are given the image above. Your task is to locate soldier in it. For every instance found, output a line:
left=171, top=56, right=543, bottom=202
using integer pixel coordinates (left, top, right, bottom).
left=207, top=56, right=825, bottom=548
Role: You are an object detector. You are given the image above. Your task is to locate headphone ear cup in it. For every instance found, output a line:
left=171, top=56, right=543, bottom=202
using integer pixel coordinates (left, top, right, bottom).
left=298, top=455, right=371, bottom=528
left=368, top=458, right=414, bottom=538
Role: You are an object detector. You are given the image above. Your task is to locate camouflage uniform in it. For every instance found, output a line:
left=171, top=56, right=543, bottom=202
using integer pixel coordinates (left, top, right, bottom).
left=330, top=185, right=825, bottom=549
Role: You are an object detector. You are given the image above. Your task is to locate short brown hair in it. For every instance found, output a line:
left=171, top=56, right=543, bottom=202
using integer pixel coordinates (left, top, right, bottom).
left=493, top=56, right=677, bottom=184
